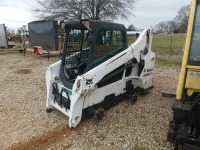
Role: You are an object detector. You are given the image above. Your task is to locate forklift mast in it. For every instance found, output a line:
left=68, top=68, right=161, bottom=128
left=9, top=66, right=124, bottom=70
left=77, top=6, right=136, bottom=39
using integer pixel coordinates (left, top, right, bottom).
left=177, top=0, right=200, bottom=100
left=168, top=1, right=200, bottom=149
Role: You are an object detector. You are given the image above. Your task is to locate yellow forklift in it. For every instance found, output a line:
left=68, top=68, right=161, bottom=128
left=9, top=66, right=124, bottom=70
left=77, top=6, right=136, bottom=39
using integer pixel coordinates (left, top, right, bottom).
left=167, top=0, right=200, bottom=149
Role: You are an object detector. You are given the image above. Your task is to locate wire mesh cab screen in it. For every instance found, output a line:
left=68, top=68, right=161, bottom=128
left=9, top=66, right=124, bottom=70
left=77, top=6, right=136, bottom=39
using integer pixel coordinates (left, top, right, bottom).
left=65, top=29, right=90, bottom=67
left=63, top=28, right=90, bottom=81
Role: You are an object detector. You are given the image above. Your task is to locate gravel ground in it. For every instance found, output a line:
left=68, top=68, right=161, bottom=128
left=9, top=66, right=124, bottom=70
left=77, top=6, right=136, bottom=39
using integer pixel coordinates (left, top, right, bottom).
left=0, top=52, right=180, bottom=150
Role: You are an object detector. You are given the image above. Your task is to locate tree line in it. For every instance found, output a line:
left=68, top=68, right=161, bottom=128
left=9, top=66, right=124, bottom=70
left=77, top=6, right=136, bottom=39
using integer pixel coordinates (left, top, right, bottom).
left=126, top=5, right=190, bottom=33
left=152, top=5, right=190, bottom=34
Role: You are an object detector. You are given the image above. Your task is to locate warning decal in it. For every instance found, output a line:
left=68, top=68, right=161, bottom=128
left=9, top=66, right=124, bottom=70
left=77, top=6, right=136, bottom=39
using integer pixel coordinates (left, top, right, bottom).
left=188, top=70, right=200, bottom=77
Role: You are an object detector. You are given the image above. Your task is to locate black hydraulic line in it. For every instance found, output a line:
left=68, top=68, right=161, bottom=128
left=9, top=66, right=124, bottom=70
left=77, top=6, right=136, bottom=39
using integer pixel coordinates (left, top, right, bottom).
left=191, top=94, right=200, bottom=108
left=52, top=82, right=71, bottom=109
left=52, top=82, right=59, bottom=103
left=199, top=107, right=200, bottom=134
left=60, top=89, right=71, bottom=104
left=190, top=93, right=200, bottom=136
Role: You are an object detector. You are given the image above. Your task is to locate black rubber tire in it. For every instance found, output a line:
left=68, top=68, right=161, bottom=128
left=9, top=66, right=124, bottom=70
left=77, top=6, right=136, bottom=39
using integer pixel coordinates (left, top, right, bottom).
left=95, top=108, right=104, bottom=120
left=130, top=94, right=138, bottom=103
left=137, top=87, right=148, bottom=95
left=46, top=108, right=52, bottom=113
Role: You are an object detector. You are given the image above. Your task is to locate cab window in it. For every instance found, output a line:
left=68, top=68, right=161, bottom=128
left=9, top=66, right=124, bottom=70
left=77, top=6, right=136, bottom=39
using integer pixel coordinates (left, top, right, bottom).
left=189, top=2, right=200, bottom=65
left=92, top=29, right=125, bottom=67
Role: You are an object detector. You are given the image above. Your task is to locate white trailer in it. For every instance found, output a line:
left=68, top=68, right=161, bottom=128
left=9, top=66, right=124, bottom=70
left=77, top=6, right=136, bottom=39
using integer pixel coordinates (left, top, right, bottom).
left=0, top=24, right=8, bottom=48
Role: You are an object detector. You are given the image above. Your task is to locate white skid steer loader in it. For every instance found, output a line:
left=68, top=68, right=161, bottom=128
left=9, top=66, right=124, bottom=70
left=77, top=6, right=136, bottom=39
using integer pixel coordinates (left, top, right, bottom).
left=46, top=20, right=155, bottom=128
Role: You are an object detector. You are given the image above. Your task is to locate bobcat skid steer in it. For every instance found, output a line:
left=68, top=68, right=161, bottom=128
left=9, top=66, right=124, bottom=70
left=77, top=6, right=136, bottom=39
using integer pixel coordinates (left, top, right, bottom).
left=46, top=20, right=155, bottom=128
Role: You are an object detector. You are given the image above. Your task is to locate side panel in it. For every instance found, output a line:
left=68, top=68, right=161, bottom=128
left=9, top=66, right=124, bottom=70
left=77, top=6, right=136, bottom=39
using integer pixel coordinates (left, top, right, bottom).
left=46, top=60, right=61, bottom=109
left=83, top=80, right=126, bottom=108
left=28, top=20, right=58, bottom=50
left=185, top=69, right=200, bottom=92
left=0, top=24, right=8, bottom=48
left=139, top=53, right=155, bottom=89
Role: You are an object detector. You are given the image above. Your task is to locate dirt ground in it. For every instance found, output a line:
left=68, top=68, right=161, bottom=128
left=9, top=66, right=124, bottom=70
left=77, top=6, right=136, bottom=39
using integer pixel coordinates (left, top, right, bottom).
left=0, top=52, right=181, bottom=150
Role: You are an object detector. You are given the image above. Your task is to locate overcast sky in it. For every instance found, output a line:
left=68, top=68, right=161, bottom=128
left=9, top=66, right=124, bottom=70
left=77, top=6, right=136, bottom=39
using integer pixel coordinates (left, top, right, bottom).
left=0, top=0, right=191, bottom=29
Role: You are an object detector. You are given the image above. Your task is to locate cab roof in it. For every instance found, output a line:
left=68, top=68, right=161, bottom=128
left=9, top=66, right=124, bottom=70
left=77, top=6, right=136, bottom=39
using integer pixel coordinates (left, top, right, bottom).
left=60, top=19, right=126, bottom=32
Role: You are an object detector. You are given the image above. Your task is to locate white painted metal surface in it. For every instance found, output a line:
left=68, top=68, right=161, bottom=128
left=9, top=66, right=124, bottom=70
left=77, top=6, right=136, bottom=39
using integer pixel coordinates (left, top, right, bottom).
left=0, top=24, right=8, bottom=48
left=46, top=29, right=155, bottom=128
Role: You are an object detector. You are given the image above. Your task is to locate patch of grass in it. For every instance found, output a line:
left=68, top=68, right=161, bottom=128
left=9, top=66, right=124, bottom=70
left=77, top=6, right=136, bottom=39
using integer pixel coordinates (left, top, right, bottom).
left=156, top=55, right=182, bottom=67
left=153, top=134, right=168, bottom=148
left=128, top=33, right=186, bottom=52
left=152, top=33, right=186, bottom=51
left=156, top=57, right=172, bottom=67
left=153, top=135, right=162, bottom=145
left=14, top=69, right=32, bottom=74
left=134, top=144, right=150, bottom=150
left=128, top=36, right=137, bottom=45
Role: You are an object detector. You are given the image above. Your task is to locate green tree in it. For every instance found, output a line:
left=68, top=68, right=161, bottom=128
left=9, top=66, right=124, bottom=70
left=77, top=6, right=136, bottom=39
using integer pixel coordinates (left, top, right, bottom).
left=127, top=25, right=136, bottom=31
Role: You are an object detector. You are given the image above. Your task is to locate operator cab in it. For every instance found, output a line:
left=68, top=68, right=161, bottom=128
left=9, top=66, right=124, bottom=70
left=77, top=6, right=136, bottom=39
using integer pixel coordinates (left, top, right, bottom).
left=60, top=20, right=128, bottom=89
left=188, top=1, right=200, bottom=66
left=168, top=1, right=200, bottom=149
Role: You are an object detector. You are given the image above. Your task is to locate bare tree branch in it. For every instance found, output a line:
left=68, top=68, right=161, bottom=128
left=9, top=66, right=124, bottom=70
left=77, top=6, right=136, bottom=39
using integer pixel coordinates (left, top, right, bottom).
left=153, top=5, right=189, bottom=33
left=31, top=0, right=137, bottom=21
